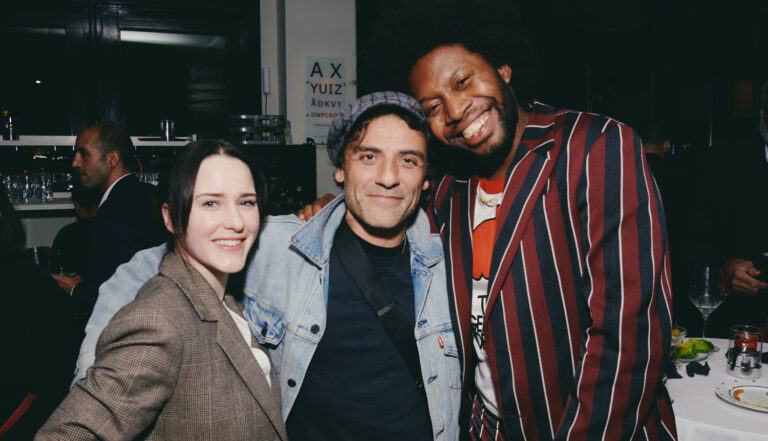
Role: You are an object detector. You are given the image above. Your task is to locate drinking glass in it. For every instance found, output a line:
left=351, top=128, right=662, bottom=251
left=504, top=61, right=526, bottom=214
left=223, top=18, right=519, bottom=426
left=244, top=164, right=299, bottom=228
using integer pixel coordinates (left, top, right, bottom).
left=41, top=173, right=53, bottom=202
left=21, top=174, right=33, bottom=204
left=688, top=263, right=727, bottom=338
left=160, top=119, right=175, bottom=141
left=28, top=173, right=43, bottom=204
left=1, top=175, right=12, bottom=202
left=5, top=175, right=22, bottom=204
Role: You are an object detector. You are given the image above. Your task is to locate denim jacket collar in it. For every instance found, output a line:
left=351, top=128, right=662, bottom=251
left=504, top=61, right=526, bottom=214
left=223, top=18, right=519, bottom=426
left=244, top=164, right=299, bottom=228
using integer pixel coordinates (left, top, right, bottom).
left=290, top=195, right=443, bottom=269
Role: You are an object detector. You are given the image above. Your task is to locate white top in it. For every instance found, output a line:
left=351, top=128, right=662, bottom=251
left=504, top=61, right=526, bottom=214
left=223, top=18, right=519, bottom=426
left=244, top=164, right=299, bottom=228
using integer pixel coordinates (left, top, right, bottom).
left=666, top=338, right=768, bottom=441
left=223, top=302, right=272, bottom=387
left=98, top=173, right=133, bottom=208
left=471, top=188, right=503, bottom=416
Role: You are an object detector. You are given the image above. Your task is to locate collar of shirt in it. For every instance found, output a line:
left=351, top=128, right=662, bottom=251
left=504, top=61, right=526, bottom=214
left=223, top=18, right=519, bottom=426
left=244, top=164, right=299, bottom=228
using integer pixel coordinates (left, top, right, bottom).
left=98, top=172, right=132, bottom=209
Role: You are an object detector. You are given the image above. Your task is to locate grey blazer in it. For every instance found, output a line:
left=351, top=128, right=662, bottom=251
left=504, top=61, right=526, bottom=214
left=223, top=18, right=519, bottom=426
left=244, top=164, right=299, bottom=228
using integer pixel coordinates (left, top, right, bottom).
left=37, top=251, right=287, bottom=441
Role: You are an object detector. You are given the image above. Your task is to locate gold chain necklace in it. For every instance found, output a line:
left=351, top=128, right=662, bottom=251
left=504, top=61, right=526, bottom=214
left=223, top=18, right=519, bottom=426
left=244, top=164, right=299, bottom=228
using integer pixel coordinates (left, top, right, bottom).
left=477, top=186, right=501, bottom=207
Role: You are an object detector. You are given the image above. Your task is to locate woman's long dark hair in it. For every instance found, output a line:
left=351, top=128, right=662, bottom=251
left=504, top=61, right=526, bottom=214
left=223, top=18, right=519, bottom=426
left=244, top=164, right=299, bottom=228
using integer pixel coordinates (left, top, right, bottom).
left=0, top=185, right=26, bottom=260
left=162, top=140, right=268, bottom=296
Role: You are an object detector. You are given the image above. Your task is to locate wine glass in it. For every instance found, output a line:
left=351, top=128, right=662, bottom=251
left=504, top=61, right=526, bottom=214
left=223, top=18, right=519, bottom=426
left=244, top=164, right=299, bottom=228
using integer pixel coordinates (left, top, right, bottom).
left=688, top=263, right=727, bottom=338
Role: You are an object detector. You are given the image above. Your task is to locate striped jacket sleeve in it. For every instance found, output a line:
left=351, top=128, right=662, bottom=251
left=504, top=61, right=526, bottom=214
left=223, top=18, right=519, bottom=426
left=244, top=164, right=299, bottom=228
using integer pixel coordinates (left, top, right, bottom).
left=555, top=119, right=673, bottom=440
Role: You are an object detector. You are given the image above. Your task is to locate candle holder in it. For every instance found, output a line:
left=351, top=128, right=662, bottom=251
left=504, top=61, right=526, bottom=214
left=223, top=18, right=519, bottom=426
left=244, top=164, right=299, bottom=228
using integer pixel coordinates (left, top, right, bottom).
left=727, top=325, right=763, bottom=379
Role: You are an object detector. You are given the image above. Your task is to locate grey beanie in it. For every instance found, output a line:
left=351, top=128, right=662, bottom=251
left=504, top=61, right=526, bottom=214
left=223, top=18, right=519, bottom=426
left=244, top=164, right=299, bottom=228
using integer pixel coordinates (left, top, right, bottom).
left=326, top=91, right=426, bottom=167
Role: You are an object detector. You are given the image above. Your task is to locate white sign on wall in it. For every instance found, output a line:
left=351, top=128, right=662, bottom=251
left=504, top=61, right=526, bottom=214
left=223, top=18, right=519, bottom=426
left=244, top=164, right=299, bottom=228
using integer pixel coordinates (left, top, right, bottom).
left=305, top=57, right=347, bottom=144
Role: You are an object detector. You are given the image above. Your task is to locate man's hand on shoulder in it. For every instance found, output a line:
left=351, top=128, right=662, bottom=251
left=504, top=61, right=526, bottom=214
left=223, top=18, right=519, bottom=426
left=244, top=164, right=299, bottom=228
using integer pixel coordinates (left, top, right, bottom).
left=52, top=273, right=82, bottom=294
left=721, top=257, right=768, bottom=294
left=296, top=193, right=336, bottom=221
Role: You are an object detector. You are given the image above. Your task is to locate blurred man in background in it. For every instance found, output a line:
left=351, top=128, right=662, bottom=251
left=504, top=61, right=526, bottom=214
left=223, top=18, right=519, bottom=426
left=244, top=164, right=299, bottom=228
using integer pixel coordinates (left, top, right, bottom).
left=51, top=122, right=166, bottom=332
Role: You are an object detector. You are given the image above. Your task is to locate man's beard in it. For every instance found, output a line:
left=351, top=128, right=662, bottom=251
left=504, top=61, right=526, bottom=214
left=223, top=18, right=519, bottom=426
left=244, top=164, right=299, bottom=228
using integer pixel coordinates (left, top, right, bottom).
left=760, top=111, right=768, bottom=144
left=469, top=74, right=519, bottom=177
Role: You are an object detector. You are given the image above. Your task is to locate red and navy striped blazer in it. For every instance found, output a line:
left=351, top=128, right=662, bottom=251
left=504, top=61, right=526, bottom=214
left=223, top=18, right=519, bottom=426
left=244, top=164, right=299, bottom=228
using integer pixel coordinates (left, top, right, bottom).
left=431, top=102, right=677, bottom=440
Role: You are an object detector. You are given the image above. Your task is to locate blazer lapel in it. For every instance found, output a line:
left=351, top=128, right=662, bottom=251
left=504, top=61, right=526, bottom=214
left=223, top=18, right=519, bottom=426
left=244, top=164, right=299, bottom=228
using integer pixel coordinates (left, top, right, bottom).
left=443, top=175, right=478, bottom=381
left=160, top=252, right=287, bottom=440
left=217, top=297, right=287, bottom=441
left=484, top=111, right=565, bottom=318
left=225, top=295, right=284, bottom=416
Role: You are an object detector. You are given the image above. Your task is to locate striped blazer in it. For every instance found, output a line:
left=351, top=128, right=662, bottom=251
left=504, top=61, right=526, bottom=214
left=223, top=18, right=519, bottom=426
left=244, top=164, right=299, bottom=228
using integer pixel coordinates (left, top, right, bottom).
left=431, top=102, right=677, bottom=440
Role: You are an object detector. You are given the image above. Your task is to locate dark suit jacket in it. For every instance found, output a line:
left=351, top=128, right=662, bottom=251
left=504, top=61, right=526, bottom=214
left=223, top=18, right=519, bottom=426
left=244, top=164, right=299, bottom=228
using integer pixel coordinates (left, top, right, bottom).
left=52, top=217, right=95, bottom=276
left=37, top=251, right=287, bottom=441
left=711, top=133, right=768, bottom=259
left=72, top=174, right=166, bottom=325
left=697, top=133, right=768, bottom=336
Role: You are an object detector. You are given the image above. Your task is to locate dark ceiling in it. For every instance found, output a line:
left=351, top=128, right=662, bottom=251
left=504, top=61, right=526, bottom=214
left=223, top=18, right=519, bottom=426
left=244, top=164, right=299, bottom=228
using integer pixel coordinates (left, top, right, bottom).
left=357, top=0, right=768, bottom=146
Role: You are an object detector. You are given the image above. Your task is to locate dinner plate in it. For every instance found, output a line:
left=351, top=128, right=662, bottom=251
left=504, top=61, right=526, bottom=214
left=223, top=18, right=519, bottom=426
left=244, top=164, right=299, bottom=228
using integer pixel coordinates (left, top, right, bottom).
left=715, top=379, right=768, bottom=413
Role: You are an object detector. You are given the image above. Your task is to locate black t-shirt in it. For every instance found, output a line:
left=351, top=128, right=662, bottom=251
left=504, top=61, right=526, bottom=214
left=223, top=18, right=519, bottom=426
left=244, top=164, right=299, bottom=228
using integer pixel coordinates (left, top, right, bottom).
left=286, top=224, right=432, bottom=441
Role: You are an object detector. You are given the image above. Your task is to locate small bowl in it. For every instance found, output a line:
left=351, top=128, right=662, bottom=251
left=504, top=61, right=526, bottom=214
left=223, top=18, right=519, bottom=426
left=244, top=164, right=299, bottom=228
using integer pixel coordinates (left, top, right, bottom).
left=671, top=325, right=687, bottom=346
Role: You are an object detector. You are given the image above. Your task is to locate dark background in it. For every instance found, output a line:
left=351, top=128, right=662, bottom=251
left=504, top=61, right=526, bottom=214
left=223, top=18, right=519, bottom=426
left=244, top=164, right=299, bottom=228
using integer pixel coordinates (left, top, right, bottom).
left=0, top=0, right=261, bottom=138
left=0, top=0, right=321, bottom=215
left=357, top=0, right=768, bottom=149
left=3, top=0, right=767, bottom=147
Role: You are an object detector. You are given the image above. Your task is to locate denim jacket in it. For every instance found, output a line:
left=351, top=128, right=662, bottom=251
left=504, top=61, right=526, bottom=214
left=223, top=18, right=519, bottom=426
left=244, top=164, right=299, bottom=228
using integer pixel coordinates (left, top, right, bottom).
left=74, top=196, right=461, bottom=440
left=243, top=196, right=460, bottom=440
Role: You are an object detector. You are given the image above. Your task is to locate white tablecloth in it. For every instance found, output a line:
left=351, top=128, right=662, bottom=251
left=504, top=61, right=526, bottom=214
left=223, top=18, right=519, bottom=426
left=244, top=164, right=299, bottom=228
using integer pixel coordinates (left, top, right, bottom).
left=666, top=338, right=768, bottom=441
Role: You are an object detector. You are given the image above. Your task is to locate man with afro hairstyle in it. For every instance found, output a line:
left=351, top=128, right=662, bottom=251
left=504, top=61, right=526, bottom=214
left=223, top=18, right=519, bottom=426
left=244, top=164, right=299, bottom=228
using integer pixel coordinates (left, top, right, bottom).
left=362, top=1, right=677, bottom=440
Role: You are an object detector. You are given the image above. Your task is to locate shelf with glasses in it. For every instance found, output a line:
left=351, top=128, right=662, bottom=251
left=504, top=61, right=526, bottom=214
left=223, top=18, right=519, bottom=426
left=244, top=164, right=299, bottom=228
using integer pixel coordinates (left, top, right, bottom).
left=14, top=198, right=74, bottom=211
left=12, top=192, right=73, bottom=211
left=0, top=135, right=191, bottom=148
left=2, top=136, right=189, bottom=213
left=4, top=140, right=317, bottom=215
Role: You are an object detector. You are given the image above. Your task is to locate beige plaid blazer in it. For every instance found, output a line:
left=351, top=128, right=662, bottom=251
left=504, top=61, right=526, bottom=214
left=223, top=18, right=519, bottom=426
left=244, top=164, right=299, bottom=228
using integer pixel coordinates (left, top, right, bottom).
left=37, top=251, right=287, bottom=441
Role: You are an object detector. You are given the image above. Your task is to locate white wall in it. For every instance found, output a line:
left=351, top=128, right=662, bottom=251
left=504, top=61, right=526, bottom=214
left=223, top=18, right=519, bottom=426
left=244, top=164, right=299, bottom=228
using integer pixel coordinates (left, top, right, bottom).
left=260, top=0, right=286, bottom=116
left=22, top=216, right=75, bottom=248
left=283, top=0, right=355, bottom=197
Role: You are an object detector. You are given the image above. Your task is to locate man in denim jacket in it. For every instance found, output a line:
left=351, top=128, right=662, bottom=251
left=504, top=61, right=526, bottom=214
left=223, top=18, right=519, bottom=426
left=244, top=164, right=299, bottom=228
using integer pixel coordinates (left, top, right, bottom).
left=73, top=92, right=461, bottom=441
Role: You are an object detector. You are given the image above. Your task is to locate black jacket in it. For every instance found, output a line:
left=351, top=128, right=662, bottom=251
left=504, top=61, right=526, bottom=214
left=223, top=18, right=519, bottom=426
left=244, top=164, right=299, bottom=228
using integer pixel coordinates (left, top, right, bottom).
left=71, top=174, right=167, bottom=325
left=695, top=133, right=768, bottom=336
left=52, top=217, right=95, bottom=276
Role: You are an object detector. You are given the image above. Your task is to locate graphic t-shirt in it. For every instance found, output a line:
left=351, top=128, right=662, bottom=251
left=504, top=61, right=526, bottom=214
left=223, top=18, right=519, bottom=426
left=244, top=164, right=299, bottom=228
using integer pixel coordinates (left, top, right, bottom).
left=471, top=177, right=504, bottom=416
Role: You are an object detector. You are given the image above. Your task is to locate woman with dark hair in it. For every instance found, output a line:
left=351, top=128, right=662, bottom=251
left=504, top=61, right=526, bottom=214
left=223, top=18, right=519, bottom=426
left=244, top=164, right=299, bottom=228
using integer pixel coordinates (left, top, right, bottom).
left=1, top=186, right=78, bottom=439
left=37, top=140, right=286, bottom=441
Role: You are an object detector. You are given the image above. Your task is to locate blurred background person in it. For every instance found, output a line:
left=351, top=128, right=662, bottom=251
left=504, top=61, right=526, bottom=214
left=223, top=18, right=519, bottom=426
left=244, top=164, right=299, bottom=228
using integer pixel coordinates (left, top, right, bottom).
left=50, top=183, right=100, bottom=278
left=0, top=186, right=78, bottom=440
left=690, top=82, right=768, bottom=337
left=51, top=122, right=167, bottom=334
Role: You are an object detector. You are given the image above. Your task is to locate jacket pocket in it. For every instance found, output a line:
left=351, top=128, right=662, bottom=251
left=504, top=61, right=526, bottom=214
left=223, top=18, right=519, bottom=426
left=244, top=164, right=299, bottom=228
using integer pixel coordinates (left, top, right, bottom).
left=242, top=296, right=286, bottom=347
left=438, top=330, right=462, bottom=390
